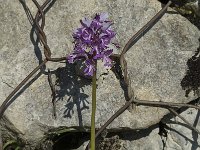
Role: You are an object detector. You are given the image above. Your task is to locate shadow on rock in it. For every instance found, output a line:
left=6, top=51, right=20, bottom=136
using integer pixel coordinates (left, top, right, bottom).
left=191, top=110, right=200, bottom=150
left=181, top=38, right=200, bottom=97
left=55, top=63, right=91, bottom=126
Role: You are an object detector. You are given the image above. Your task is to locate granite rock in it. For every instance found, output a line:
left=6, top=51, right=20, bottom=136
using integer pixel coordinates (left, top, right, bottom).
left=0, top=0, right=200, bottom=147
left=161, top=108, right=200, bottom=150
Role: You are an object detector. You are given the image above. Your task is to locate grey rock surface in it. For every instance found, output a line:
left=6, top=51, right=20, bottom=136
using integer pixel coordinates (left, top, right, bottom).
left=125, top=2, right=200, bottom=128
left=0, top=0, right=200, bottom=148
left=162, top=108, right=200, bottom=150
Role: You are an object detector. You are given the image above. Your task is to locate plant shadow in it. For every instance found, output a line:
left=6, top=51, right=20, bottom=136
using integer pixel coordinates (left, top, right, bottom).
left=181, top=38, right=200, bottom=97
left=54, top=62, right=91, bottom=126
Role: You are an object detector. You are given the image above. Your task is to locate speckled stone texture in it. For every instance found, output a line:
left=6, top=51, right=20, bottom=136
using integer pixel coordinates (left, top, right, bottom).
left=0, top=0, right=200, bottom=148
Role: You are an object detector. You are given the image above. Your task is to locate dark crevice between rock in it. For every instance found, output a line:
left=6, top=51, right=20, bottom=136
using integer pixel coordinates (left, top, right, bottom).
left=159, top=0, right=196, bottom=6
left=158, top=121, right=168, bottom=150
left=52, top=132, right=89, bottom=150
left=34, top=126, right=90, bottom=150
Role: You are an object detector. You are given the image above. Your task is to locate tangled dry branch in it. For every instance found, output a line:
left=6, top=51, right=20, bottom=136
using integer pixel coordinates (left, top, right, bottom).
left=0, top=0, right=199, bottom=149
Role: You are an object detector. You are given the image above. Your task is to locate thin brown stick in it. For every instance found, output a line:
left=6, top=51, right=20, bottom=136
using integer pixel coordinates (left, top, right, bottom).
left=134, top=98, right=200, bottom=110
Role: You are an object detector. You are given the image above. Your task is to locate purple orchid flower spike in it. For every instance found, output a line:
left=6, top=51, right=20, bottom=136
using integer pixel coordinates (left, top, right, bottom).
left=67, top=13, right=119, bottom=76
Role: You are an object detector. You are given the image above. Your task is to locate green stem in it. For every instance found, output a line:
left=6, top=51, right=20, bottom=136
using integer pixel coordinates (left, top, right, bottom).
left=91, top=62, right=97, bottom=150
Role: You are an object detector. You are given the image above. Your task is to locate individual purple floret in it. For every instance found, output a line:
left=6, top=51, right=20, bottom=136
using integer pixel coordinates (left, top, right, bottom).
left=67, top=13, right=118, bottom=76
